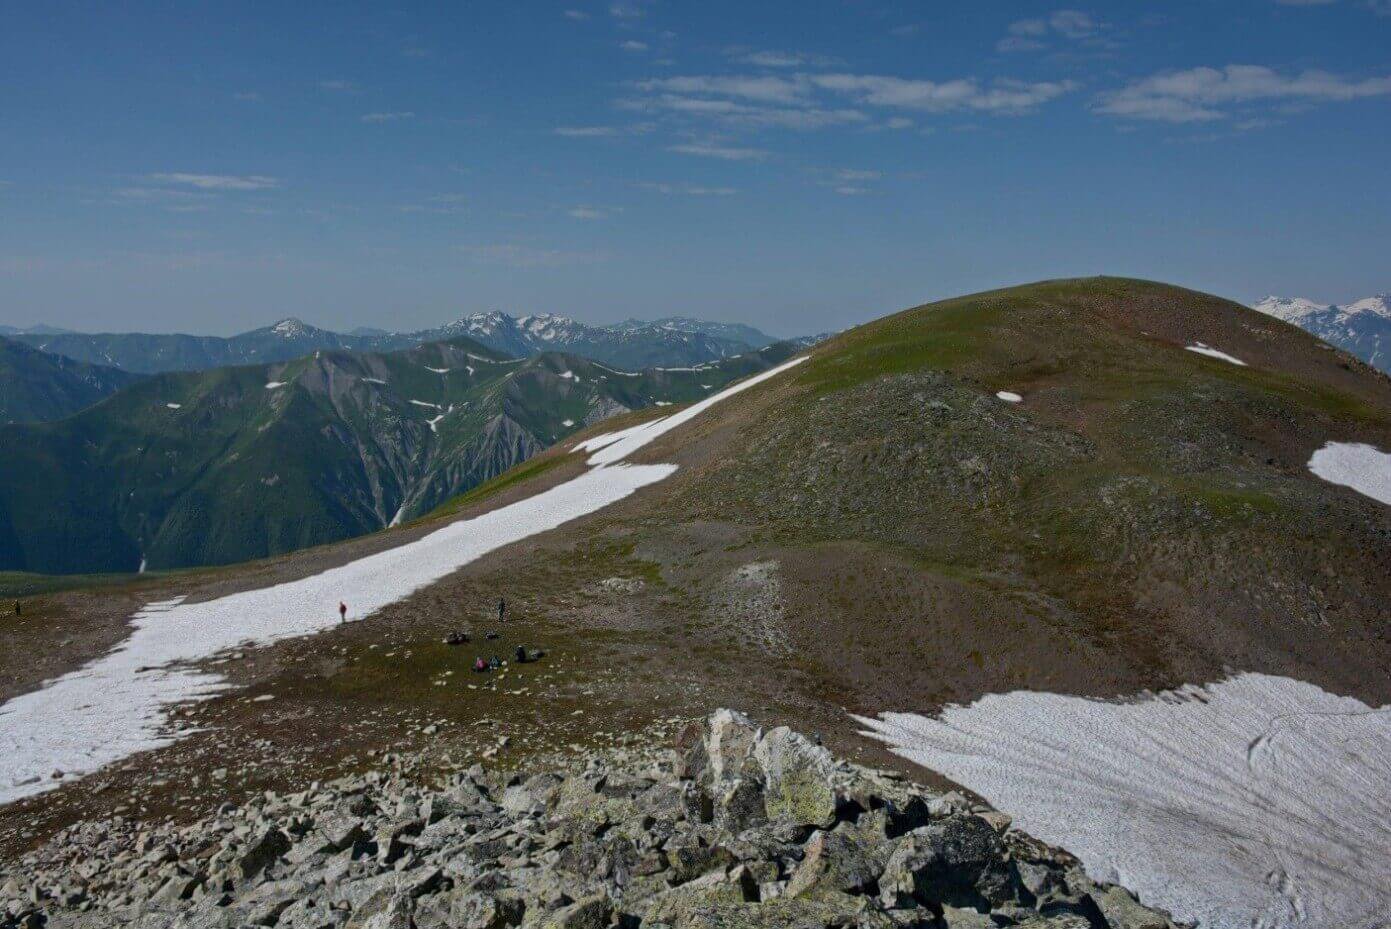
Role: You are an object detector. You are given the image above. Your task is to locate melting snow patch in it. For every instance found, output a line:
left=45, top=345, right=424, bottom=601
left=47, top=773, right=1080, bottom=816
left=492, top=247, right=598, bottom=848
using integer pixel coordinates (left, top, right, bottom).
left=856, top=673, right=1391, bottom=929
left=594, top=363, right=640, bottom=378
left=0, top=463, right=674, bottom=805
left=584, top=357, right=806, bottom=466
left=409, top=399, right=442, bottom=410
left=165, top=403, right=181, bottom=410
left=265, top=381, right=286, bottom=390
left=1186, top=343, right=1247, bottom=366
left=562, top=419, right=575, bottom=427
left=1308, top=440, right=1391, bottom=506
left=995, top=391, right=1022, bottom=403
left=425, top=366, right=450, bottom=374
left=361, top=377, right=387, bottom=385
left=0, top=353, right=808, bottom=806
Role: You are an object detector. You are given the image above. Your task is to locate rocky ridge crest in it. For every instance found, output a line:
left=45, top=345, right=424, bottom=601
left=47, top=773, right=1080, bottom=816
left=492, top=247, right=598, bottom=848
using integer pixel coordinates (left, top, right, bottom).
left=0, top=711, right=1178, bottom=929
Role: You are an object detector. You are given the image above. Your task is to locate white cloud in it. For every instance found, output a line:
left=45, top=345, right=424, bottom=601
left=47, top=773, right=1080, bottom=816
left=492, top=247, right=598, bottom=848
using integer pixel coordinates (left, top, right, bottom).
left=459, top=244, right=608, bottom=267
left=400, top=194, right=467, bottom=215
left=834, top=186, right=868, bottom=195
left=1049, top=10, right=1099, bottom=38
left=627, top=70, right=1070, bottom=140
left=564, top=9, right=590, bottom=19
left=637, top=75, right=806, bottom=104
left=319, top=80, right=355, bottom=92
left=554, top=126, right=620, bottom=137
left=631, top=94, right=866, bottom=130
left=637, top=182, right=737, bottom=195
left=667, top=143, right=768, bottom=161
left=1096, top=64, right=1391, bottom=122
left=725, top=48, right=839, bottom=69
left=620, top=40, right=648, bottom=52
left=147, top=173, right=280, bottom=191
left=810, top=73, right=1077, bottom=114
left=837, top=169, right=881, bottom=181
left=998, top=9, right=1107, bottom=53
left=568, top=206, right=609, bottom=220
left=361, top=111, right=415, bottom=123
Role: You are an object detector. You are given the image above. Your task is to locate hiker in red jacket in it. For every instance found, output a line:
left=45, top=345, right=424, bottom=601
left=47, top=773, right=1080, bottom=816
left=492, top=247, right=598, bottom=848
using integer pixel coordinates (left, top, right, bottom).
left=339, top=601, right=347, bottom=623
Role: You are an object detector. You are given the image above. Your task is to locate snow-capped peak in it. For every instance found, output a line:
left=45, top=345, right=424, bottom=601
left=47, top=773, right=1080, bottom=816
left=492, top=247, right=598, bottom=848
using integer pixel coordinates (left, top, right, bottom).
left=1252, top=296, right=1328, bottom=322
left=270, top=318, right=311, bottom=337
left=1341, top=294, right=1391, bottom=319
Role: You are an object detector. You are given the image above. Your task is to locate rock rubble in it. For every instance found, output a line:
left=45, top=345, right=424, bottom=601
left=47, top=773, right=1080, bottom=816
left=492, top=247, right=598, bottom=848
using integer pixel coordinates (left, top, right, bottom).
left=1, top=710, right=1179, bottom=929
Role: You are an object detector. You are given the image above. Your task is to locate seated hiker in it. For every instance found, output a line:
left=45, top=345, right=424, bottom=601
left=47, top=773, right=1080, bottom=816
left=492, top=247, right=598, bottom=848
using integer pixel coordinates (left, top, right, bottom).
left=485, top=630, right=500, bottom=640
left=488, top=655, right=501, bottom=670
left=514, top=645, right=527, bottom=664
left=474, top=656, right=488, bottom=672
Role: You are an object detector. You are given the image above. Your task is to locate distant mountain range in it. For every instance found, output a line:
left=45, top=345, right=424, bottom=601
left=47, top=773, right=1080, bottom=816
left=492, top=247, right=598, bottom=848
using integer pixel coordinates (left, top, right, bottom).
left=6, top=313, right=791, bottom=375
left=0, top=338, right=142, bottom=424
left=1253, top=293, right=1391, bottom=373
left=0, top=336, right=795, bottom=574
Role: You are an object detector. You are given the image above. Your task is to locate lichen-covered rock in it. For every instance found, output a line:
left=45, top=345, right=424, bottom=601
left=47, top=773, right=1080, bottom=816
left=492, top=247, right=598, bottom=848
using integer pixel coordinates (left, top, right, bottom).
left=1090, top=886, right=1172, bottom=929
left=879, top=815, right=1020, bottom=910
left=705, top=710, right=760, bottom=784
left=752, top=727, right=837, bottom=828
left=1, top=711, right=1177, bottom=929
left=784, top=829, right=883, bottom=898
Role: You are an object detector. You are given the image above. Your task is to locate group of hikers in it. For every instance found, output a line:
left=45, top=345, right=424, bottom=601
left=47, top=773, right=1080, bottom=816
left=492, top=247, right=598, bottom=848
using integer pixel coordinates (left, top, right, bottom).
left=338, top=595, right=541, bottom=674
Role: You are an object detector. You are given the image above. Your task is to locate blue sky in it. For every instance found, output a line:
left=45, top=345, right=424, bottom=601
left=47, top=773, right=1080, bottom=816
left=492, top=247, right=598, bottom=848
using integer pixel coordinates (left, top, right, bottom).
left=1, top=1, right=1388, bottom=337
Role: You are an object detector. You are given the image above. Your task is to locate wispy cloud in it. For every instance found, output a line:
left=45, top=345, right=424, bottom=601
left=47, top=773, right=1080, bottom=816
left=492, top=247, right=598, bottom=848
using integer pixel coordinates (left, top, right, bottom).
left=637, top=182, right=738, bottom=195
left=667, top=143, right=769, bottom=161
left=459, top=244, right=609, bottom=267
left=725, top=48, right=839, bottom=69
left=147, top=173, right=280, bottom=191
left=232, top=91, right=261, bottom=102
left=361, top=111, right=416, bottom=123
left=555, top=125, right=620, bottom=137
left=608, top=0, right=649, bottom=19
left=620, top=40, right=649, bottom=52
left=1095, top=64, right=1391, bottom=122
left=400, top=194, right=467, bottom=215
left=809, top=74, right=1078, bottom=114
left=319, top=79, right=356, bottom=92
left=629, top=71, right=1076, bottom=136
left=997, top=9, right=1111, bottom=53
left=637, top=75, right=806, bottom=104
left=564, top=9, right=590, bottom=19
left=567, top=206, right=614, bottom=220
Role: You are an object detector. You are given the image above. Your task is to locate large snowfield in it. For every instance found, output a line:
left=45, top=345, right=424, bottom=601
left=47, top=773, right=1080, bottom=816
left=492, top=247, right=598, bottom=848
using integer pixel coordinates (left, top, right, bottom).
left=0, top=356, right=806, bottom=805
left=857, top=673, right=1391, bottom=929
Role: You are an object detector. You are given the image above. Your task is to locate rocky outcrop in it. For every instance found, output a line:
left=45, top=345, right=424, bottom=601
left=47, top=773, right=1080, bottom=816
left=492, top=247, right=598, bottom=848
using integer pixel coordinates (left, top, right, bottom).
left=0, top=711, right=1180, bottom=929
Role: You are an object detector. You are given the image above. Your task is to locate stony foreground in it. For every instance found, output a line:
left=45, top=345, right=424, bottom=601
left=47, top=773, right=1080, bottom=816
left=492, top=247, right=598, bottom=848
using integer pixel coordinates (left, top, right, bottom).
left=1, top=710, right=1179, bottom=929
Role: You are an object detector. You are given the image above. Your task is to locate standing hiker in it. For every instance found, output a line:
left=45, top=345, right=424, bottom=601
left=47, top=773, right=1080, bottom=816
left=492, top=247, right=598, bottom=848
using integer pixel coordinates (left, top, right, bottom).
left=497, top=597, right=506, bottom=624
left=339, top=601, right=347, bottom=623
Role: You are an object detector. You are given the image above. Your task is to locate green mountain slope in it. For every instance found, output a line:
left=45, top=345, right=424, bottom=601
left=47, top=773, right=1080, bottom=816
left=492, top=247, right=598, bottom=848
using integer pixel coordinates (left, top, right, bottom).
left=0, top=338, right=142, bottom=424
left=0, top=337, right=793, bottom=574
